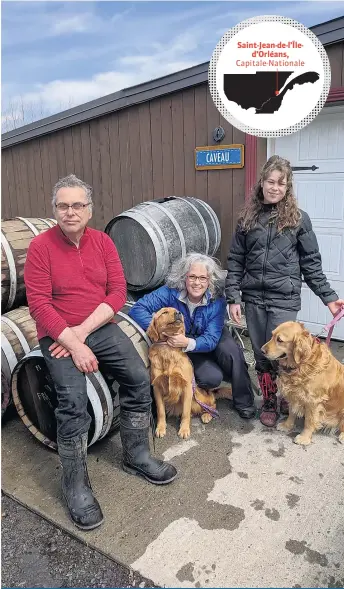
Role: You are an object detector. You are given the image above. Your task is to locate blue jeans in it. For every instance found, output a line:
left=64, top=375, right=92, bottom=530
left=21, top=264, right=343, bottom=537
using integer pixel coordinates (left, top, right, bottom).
left=40, top=323, right=151, bottom=439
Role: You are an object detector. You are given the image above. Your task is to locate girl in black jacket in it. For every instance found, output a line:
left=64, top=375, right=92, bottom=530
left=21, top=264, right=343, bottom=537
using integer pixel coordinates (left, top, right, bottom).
left=226, top=155, right=344, bottom=427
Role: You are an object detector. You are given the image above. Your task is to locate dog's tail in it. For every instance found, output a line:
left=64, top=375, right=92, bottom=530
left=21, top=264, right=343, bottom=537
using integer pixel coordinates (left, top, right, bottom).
left=213, top=385, right=232, bottom=399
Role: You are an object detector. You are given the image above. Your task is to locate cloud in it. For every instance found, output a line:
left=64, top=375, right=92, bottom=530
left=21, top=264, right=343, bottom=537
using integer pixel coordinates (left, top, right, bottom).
left=51, top=13, right=94, bottom=36
left=3, top=0, right=344, bottom=132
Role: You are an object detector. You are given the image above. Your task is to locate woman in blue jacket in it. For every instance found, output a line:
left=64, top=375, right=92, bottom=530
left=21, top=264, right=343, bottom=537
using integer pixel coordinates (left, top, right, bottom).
left=129, top=253, right=255, bottom=419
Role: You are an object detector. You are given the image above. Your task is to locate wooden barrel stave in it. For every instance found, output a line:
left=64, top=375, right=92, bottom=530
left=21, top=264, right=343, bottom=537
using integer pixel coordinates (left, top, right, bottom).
left=105, top=197, right=221, bottom=291
left=1, top=217, right=57, bottom=312
left=1, top=306, right=38, bottom=418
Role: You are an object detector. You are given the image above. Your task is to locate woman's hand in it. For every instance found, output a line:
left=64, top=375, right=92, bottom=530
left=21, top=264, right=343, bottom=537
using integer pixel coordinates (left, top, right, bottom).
left=228, top=304, right=242, bottom=325
left=163, top=333, right=189, bottom=348
left=327, top=299, right=344, bottom=317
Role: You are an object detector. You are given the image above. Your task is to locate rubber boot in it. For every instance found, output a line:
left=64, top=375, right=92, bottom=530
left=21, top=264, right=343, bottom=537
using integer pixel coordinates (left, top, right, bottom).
left=120, top=411, right=177, bottom=485
left=257, top=372, right=279, bottom=427
left=58, top=433, right=104, bottom=530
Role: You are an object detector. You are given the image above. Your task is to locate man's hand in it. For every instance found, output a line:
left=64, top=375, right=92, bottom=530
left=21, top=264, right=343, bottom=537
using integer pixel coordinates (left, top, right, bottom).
left=49, top=325, right=89, bottom=358
left=327, top=299, right=344, bottom=317
left=70, top=342, right=99, bottom=373
left=228, top=303, right=242, bottom=325
left=162, top=333, right=189, bottom=348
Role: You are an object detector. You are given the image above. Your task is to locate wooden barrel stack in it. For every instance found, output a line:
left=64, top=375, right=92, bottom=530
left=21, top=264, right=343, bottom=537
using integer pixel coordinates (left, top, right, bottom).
left=2, top=197, right=221, bottom=441
left=1, top=217, right=57, bottom=313
left=10, top=304, right=149, bottom=450
left=1, top=306, right=38, bottom=418
left=105, top=196, right=221, bottom=292
left=1, top=218, right=57, bottom=419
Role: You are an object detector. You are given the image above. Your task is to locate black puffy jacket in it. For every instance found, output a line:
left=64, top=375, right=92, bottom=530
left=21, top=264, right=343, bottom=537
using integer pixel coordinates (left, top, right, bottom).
left=225, top=205, right=337, bottom=311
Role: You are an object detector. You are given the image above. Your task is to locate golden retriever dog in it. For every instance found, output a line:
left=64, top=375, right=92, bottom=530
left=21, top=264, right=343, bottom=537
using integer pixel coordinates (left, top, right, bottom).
left=262, top=321, right=344, bottom=445
left=147, top=307, right=232, bottom=439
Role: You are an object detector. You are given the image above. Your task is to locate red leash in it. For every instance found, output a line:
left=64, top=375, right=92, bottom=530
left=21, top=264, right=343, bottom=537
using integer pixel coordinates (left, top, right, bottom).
left=323, top=305, right=344, bottom=346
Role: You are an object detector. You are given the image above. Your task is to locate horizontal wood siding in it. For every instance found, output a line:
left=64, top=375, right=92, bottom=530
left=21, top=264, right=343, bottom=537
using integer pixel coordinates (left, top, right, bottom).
left=2, top=41, right=343, bottom=266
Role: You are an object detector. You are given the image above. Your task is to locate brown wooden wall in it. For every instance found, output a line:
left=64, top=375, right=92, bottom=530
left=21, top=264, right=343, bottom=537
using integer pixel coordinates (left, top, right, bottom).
left=1, top=85, right=246, bottom=263
left=2, top=41, right=343, bottom=264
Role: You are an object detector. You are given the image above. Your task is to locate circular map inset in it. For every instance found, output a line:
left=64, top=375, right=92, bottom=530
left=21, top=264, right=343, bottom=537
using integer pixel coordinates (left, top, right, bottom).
left=209, top=15, right=331, bottom=138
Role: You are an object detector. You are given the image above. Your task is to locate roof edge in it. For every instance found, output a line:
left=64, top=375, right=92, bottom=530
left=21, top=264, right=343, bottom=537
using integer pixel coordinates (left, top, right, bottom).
left=2, top=17, right=344, bottom=148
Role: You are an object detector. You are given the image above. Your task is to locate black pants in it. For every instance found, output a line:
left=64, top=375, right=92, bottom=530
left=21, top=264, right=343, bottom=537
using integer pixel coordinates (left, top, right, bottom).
left=40, top=323, right=151, bottom=440
left=188, top=327, right=254, bottom=411
left=245, top=303, right=298, bottom=373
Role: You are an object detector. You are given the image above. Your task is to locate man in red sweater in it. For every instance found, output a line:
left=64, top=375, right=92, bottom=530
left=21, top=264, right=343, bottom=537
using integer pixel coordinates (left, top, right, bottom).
left=24, top=174, right=177, bottom=531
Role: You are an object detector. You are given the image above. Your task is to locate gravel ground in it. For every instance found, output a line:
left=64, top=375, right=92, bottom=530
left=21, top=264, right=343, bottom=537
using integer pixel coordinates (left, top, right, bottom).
left=1, top=495, right=158, bottom=588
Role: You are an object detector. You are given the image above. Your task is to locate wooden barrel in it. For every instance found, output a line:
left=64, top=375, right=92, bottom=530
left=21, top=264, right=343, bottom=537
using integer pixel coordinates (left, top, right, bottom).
left=11, top=304, right=150, bottom=450
left=105, top=197, right=221, bottom=291
left=126, top=290, right=152, bottom=303
left=1, top=217, right=57, bottom=312
left=1, top=306, right=38, bottom=419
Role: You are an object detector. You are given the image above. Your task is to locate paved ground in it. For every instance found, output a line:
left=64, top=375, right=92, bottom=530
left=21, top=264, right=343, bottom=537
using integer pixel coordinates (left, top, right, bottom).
left=2, top=339, right=344, bottom=588
left=1, top=494, right=157, bottom=588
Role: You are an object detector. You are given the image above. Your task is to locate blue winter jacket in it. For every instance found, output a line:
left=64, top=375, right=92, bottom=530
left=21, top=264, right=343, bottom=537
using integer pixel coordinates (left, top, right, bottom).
left=128, top=285, right=227, bottom=353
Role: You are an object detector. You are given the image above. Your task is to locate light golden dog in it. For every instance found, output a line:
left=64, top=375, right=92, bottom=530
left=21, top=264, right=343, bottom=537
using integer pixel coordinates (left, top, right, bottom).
left=147, top=307, right=232, bottom=439
left=262, top=321, right=344, bottom=445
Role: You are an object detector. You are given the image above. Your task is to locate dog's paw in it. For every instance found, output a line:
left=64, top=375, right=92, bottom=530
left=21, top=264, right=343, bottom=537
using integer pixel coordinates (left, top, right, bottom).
left=338, top=432, right=344, bottom=444
left=294, top=433, right=312, bottom=446
left=201, top=413, right=213, bottom=424
left=155, top=425, right=166, bottom=438
left=277, top=420, right=293, bottom=433
left=178, top=426, right=191, bottom=439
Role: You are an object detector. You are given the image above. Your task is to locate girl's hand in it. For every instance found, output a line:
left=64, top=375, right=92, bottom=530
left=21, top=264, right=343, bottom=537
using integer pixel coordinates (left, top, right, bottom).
left=229, top=304, right=242, bottom=325
left=327, top=299, right=344, bottom=317
left=163, top=333, right=189, bottom=348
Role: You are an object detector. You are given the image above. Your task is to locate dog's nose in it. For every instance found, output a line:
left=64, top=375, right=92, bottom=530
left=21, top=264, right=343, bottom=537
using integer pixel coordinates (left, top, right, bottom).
left=175, top=311, right=182, bottom=321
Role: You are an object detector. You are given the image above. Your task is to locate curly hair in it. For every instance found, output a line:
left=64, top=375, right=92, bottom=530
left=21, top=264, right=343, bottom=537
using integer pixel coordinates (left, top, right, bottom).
left=239, top=155, right=301, bottom=233
left=166, top=252, right=227, bottom=298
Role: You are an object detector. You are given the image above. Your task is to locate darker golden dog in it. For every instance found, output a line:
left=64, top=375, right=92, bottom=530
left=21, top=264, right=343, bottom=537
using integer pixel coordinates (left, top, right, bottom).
left=262, top=321, right=344, bottom=445
left=147, top=307, right=232, bottom=439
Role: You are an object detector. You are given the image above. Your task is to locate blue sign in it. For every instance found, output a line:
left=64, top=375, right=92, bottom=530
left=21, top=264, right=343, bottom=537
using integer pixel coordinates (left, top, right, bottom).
left=195, top=144, right=244, bottom=170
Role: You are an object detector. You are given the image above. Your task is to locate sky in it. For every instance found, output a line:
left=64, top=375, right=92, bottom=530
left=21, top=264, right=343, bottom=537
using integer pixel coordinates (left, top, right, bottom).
left=2, top=0, right=344, bottom=131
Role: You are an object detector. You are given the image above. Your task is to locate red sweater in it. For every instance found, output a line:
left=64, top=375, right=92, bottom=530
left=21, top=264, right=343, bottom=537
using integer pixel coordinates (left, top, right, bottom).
left=24, top=225, right=127, bottom=341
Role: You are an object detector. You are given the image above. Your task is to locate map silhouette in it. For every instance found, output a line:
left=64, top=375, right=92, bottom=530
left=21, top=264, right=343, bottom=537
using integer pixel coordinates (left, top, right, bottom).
left=223, top=71, right=320, bottom=114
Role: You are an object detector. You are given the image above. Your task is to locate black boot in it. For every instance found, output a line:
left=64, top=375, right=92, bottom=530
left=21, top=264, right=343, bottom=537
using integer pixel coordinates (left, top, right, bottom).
left=120, top=411, right=177, bottom=485
left=58, top=433, right=104, bottom=530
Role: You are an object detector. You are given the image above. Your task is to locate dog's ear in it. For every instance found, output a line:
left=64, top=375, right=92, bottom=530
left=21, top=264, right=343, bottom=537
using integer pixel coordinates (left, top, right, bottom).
left=147, top=314, right=159, bottom=343
left=292, top=331, right=312, bottom=364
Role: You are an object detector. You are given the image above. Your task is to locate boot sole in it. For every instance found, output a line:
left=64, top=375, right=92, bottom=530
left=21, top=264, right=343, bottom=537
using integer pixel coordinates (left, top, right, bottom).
left=73, top=517, right=104, bottom=531
left=122, top=463, right=177, bottom=485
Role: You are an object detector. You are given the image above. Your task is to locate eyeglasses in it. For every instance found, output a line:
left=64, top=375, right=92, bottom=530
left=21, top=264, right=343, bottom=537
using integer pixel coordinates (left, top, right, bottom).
left=55, top=202, right=91, bottom=212
left=187, top=274, right=209, bottom=284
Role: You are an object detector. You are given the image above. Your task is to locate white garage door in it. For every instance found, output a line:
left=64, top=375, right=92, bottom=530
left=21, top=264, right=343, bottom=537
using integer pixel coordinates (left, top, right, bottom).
left=268, top=105, right=344, bottom=341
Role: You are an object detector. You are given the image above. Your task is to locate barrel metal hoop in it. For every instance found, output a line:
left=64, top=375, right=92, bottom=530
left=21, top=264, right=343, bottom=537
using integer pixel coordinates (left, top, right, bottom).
left=87, top=371, right=114, bottom=440
left=174, top=197, right=210, bottom=254
left=117, top=209, right=169, bottom=289
left=38, top=218, right=57, bottom=228
left=1, top=232, right=17, bottom=311
left=1, top=316, right=31, bottom=356
left=145, top=202, right=187, bottom=258
left=187, top=197, right=221, bottom=254
left=116, top=311, right=152, bottom=346
left=16, top=217, right=40, bottom=236
left=1, top=333, right=18, bottom=372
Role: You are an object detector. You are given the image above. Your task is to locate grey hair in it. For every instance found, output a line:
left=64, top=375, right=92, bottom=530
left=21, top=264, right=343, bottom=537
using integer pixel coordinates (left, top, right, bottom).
left=52, top=174, right=93, bottom=208
left=166, top=252, right=227, bottom=298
